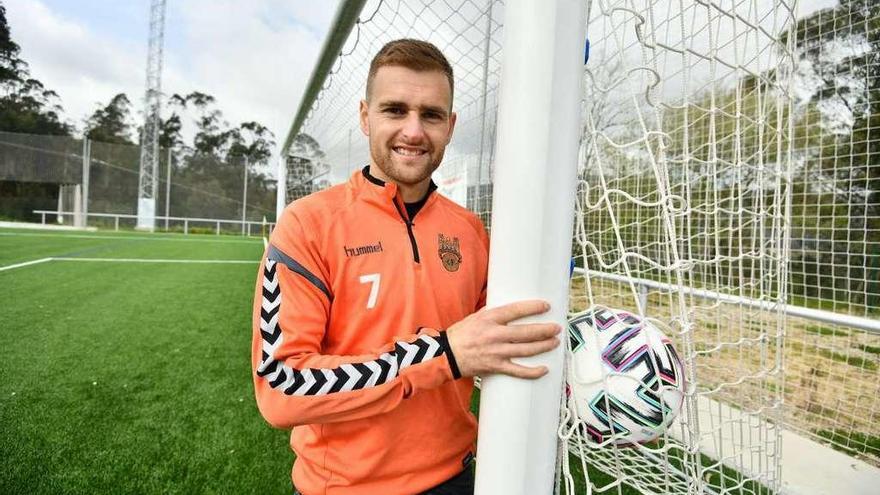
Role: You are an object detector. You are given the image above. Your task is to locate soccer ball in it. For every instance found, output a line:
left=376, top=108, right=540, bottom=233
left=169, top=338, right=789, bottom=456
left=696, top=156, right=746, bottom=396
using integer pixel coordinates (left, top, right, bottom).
left=566, top=306, right=686, bottom=445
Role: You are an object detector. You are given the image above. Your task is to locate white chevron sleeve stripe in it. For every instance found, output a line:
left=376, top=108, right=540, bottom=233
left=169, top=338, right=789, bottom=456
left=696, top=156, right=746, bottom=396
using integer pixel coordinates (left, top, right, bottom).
left=423, top=336, right=441, bottom=358
left=398, top=342, right=419, bottom=369
left=279, top=365, right=298, bottom=390
left=316, top=369, right=336, bottom=395
left=379, top=352, right=399, bottom=383
left=258, top=249, right=451, bottom=397
left=295, top=370, right=316, bottom=397
left=266, top=363, right=284, bottom=383
left=339, top=363, right=360, bottom=392
left=364, top=360, right=383, bottom=388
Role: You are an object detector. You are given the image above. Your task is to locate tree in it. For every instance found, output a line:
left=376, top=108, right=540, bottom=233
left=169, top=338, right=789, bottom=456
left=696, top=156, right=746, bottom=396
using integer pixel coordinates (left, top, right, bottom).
left=165, top=91, right=275, bottom=163
left=158, top=93, right=186, bottom=151
left=0, top=4, right=70, bottom=135
left=0, top=2, right=23, bottom=86
left=227, top=121, right=275, bottom=164
left=157, top=90, right=279, bottom=222
left=287, top=133, right=325, bottom=201
left=84, top=93, right=134, bottom=144
left=182, top=91, right=233, bottom=157
left=785, top=0, right=879, bottom=210
left=289, top=132, right=324, bottom=162
left=782, top=0, right=880, bottom=309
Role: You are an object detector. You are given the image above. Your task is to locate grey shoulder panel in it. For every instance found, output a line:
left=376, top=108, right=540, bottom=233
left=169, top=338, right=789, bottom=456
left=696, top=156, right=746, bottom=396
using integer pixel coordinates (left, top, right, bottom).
left=267, top=244, right=332, bottom=301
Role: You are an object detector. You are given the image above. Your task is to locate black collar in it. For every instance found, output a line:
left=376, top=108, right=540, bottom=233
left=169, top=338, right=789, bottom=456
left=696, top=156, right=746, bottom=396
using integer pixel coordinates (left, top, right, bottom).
left=361, top=165, right=438, bottom=199
left=362, top=165, right=386, bottom=187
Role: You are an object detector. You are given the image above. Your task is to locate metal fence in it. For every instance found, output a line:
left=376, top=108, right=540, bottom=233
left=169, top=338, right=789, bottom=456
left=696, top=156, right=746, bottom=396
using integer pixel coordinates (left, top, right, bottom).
left=0, top=131, right=278, bottom=232
left=32, top=210, right=274, bottom=236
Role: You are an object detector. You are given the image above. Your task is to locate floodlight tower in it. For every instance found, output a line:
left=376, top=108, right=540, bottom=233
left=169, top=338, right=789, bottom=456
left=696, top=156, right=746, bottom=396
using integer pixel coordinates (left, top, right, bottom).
left=136, top=0, right=167, bottom=231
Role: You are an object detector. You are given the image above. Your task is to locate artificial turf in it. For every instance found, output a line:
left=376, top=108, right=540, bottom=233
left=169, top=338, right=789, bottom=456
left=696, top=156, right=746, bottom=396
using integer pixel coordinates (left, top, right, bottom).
left=1, top=229, right=294, bottom=494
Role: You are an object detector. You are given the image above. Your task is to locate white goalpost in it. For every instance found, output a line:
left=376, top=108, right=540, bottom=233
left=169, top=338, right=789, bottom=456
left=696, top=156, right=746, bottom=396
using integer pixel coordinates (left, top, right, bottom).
left=475, top=1, right=585, bottom=493
left=282, top=1, right=880, bottom=494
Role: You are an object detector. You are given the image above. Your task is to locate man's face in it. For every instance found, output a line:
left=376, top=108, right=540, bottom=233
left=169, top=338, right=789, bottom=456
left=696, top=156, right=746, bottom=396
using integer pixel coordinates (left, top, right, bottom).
left=359, top=65, right=456, bottom=189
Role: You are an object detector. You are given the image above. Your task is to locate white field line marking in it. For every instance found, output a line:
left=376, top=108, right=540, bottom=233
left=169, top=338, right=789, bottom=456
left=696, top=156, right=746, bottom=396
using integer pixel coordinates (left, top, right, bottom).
left=0, top=257, right=53, bottom=272
left=0, top=232, right=263, bottom=244
left=52, top=257, right=259, bottom=264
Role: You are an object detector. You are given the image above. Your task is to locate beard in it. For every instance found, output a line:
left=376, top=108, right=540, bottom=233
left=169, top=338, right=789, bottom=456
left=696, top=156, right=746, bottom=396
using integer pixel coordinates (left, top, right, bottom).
left=369, top=139, right=445, bottom=186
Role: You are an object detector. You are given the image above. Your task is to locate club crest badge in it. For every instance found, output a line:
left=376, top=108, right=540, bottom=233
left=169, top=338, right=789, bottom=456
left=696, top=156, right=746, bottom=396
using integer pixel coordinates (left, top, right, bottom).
left=438, top=233, right=462, bottom=272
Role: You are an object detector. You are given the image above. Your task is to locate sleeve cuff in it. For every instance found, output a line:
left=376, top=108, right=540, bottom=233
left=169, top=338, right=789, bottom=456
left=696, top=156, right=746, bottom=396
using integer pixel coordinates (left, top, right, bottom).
left=437, top=330, right=462, bottom=380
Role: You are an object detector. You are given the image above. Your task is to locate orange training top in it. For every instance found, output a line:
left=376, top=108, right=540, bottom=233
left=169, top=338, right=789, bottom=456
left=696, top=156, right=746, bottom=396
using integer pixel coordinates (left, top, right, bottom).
left=252, top=167, right=489, bottom=495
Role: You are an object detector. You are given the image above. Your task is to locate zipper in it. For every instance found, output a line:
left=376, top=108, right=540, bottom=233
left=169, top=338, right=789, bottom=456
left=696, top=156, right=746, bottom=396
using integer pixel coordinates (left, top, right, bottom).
left=391, top=199, right=420, bottom=263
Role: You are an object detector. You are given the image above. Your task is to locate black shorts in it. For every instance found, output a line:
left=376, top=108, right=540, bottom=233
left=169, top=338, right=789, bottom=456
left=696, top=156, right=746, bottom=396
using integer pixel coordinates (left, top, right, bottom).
left=419, top=467, right=474, bottom=495
left=293, top=468, right=474, bottom=495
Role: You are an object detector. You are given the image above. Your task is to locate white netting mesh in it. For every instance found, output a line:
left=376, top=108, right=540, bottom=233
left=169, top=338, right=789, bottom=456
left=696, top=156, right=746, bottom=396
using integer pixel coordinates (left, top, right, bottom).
left=286, top=0, right=502, bottom=227
left=782, top=0, right=880, bottom=464
left=286, top=0, right=879, bottom=491
left=562, top=1, right=794, bottom=492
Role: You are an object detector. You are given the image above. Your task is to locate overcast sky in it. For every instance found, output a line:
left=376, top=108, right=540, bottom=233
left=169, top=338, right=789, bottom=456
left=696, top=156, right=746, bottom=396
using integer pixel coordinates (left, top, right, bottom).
left=5, top=0, right=340, bottom=154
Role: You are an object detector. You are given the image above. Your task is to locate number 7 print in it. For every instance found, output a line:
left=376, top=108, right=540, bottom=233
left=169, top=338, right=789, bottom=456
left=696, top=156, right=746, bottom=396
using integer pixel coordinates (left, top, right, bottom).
left=359, top=273, right=380, bottom=309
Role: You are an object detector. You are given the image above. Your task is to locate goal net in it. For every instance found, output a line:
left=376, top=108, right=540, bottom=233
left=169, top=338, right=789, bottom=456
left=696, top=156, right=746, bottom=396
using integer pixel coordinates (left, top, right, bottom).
left=283, top=0, right=878, bottom=493
left=281, top=0, right=502, bottom=229
left=564, top=0, right=794, bottom=493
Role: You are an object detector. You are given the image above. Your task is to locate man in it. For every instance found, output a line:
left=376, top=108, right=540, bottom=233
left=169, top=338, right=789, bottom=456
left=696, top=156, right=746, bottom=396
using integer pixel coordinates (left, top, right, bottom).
left=252, top=39, right=560, bottom=495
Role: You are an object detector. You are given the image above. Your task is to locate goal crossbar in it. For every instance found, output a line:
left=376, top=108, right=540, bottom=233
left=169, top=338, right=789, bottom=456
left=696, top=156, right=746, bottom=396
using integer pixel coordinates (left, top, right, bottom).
left=281, top=0, right=368, bottom=155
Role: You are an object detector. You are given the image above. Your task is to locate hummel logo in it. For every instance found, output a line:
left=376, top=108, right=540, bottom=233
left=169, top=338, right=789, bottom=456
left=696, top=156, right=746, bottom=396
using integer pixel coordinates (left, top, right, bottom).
left=344, top=241, right=384, bottom=257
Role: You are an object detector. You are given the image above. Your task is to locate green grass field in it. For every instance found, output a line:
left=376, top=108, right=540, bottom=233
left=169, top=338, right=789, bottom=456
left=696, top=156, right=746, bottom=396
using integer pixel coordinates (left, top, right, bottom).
left=0, top=228, right=295, bottom=494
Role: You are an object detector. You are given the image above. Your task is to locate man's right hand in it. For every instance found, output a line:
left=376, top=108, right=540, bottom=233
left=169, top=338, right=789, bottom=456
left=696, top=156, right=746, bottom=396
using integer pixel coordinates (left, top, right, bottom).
left=445, top=300, right=561, bottom=379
